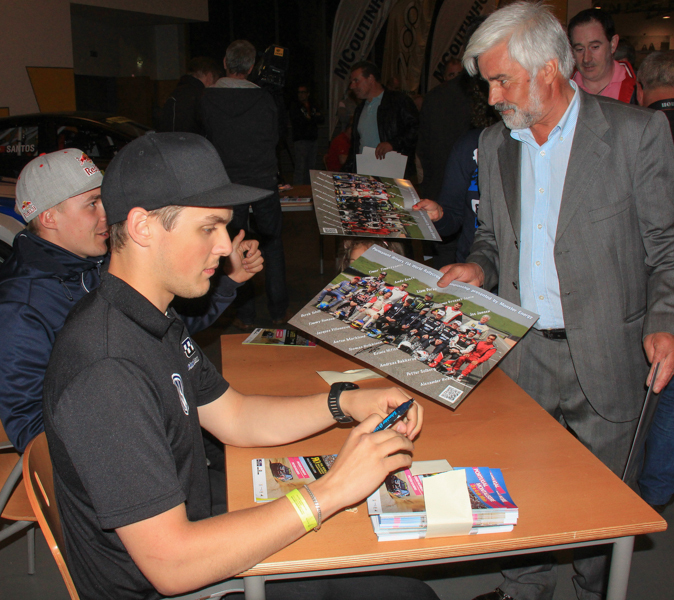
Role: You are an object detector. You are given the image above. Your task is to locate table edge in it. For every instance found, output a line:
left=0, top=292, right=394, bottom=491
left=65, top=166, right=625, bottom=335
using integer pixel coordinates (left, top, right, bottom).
left=237, top=520, right=667, bottom=577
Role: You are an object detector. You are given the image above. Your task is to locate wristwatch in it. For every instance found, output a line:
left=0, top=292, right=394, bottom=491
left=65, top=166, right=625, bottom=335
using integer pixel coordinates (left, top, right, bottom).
left=327, top=382, right=359, bottom=423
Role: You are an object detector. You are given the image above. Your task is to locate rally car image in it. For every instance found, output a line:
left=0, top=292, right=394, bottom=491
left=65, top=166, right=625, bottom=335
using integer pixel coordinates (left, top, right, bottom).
left=384, top=474, right=410, bottom=498
left=269, top=462, right=293, bottom=482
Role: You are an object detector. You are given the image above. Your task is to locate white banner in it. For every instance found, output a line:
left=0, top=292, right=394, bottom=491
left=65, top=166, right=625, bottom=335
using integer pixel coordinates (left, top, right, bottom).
left=381, top=0, right=437, bottom=93
left=329, top=0, right=398, bottom=136
left=426, top=0, right=497, bottom=91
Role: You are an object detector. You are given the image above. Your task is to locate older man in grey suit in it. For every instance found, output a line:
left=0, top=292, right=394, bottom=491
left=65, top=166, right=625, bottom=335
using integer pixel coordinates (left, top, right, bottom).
left=438, top=4, right=674, bottom=600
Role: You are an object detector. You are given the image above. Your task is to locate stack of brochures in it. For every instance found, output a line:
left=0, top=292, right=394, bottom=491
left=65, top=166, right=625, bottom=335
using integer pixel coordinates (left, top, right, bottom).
left=251, top=457, right=517, bottom=542
left=367, top=467, right=518, bottom=541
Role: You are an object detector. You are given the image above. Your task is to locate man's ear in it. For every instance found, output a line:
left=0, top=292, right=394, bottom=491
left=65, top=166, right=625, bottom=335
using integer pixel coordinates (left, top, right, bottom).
left=37, top=208, right=59, bottom=231
left=126, top=207, right=153, bottom=247
left=610, top=34, right=619, bottom=55
left=636, top=81, right=644, bottom=106
left=541, top=59, right=558, bottom=85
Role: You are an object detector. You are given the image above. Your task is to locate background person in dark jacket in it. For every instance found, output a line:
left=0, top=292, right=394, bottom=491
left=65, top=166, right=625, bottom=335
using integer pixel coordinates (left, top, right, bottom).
left=414, top=77, right=499, bottom=268
left=157, top=57, right=221, bottom=135
left=289, top=84, right=323, bottom=185
left=416, top=63, right=471, bottom=203
left=416, top=128, right=482, bottom=266
left=345, top=61, right=419, bottom=179
left=415, top=68, right=472, bottom=267
left=0, top=148, right=262, bottom=456
left=200, top=40, right=289, bottom=328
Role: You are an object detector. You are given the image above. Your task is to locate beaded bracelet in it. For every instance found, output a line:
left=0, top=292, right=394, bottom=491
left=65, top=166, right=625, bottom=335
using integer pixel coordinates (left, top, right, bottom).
left=303, top=484, right=322, bottom=532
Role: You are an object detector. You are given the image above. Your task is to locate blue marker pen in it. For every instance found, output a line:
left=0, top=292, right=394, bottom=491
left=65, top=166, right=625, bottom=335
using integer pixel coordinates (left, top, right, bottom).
left=373, top=399, right=415, bottom=432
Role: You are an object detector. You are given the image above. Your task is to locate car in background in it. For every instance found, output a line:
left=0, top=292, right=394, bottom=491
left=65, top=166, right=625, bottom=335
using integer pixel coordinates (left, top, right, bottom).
left=0, top=176, right=23, bottom=264
left=0, top=112, right=151, bottom=178
left=0, top=112, right=150, bottom=260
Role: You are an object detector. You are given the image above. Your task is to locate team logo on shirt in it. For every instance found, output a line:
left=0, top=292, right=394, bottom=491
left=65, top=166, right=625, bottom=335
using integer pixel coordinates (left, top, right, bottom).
left=182, top=337, right=196, bottom=358
left=172, top=373, right=189, bottom=415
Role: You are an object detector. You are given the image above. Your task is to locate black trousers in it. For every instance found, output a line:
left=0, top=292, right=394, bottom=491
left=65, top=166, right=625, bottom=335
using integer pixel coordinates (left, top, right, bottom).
left=229, top=191, right=289, bottom=322
left=228, top=574, right=440, bottom=599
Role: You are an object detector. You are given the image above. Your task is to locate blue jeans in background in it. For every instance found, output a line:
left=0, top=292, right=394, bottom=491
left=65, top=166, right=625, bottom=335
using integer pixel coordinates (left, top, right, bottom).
left=639, top=378, right=674, bottom=506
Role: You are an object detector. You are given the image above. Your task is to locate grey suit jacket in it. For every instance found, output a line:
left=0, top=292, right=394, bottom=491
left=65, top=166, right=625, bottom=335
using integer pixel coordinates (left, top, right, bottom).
left=468, top=90, right=674, bottom=421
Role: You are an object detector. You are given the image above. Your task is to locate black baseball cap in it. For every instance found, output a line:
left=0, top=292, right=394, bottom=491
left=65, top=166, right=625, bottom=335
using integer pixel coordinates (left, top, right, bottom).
left=102, top=132, right=273, bottom=225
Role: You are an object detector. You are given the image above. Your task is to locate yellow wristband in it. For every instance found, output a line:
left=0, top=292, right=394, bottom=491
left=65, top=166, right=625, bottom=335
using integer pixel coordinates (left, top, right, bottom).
left=286, top=488, right=318, bottom=532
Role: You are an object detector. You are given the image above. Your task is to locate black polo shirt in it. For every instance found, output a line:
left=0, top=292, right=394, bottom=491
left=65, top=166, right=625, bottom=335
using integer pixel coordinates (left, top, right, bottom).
left=43, top=273, right=229, bottom=600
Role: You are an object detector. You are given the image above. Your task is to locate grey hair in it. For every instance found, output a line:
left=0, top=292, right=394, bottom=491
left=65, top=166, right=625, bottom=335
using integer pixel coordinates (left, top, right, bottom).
left=463, top=2, right=574, bottom=79
left=225, top=40, right=256, bottom=75
left=638, top=51, right=674, bottom=91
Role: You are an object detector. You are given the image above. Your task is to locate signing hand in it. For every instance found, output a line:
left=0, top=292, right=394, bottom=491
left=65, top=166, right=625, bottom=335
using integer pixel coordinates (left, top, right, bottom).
left=224, top=230, right=264, bottom=283
left=375, top=142, right=394, bottom=159
left=643, top=332, right=674, bottom=393
left=312, top=413, right=415, bottom=512
left=413, top=199, right=443, bottom=222
left=438, top=262, right=485, bottom=288
left=339, top=387, right=423, bottom=441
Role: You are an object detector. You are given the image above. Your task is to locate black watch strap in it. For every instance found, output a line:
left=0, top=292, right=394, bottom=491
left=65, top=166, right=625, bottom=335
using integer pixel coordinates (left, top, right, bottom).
left=328, top=382, right=359, bottom=423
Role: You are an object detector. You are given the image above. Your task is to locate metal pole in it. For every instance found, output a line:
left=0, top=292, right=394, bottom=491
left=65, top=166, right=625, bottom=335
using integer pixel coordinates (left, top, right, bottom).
left=244, top=575, right=267, bottom=600
left=606, top=536, right=635, bottom=600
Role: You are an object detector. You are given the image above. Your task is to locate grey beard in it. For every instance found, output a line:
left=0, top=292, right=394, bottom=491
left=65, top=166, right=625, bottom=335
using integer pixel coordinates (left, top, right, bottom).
left=496, top=79, right=543, bottom=130
left=496, top=102, right=540, bottom=129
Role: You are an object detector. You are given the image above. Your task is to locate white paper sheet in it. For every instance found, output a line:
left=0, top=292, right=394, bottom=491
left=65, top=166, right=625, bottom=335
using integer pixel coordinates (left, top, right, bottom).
left=316, top=369, right=384, bottom=386
left=356, top=146, right=408, bottom=178
left=424, top=470, right=473, bottom=537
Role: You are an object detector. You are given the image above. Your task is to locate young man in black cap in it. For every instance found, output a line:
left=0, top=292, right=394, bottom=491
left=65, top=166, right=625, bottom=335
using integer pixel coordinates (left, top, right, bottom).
left=43, top=133, right=439, bottom=600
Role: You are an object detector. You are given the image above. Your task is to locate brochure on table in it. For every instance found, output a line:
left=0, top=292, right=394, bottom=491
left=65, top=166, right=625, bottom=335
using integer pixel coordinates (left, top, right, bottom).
left=309, top=170, right=441, bottom=241
left=252, top=455, right=336, bottom=503
left=289, top=245, right=539, bottom=409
